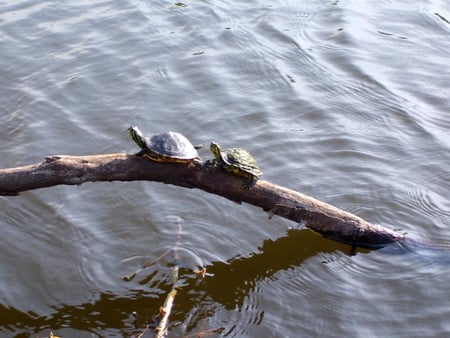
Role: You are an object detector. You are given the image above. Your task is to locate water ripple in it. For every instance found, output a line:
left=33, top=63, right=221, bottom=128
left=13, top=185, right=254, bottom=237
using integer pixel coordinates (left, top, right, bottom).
left=1, top=0, right=449, bottom=336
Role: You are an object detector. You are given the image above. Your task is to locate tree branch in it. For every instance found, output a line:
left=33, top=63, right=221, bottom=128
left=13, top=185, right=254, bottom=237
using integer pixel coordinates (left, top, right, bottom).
left=0, top=153, right=405, bottom=248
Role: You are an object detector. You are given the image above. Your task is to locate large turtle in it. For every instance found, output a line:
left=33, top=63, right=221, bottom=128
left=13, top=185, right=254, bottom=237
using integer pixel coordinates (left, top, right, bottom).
left=210, top=142, right=262, bottom=188
left=128, top=126, right=200, bottom=163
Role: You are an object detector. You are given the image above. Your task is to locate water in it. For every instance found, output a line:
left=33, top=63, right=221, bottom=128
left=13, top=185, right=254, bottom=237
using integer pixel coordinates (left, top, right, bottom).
left=1, top=0, right=449, bottom=336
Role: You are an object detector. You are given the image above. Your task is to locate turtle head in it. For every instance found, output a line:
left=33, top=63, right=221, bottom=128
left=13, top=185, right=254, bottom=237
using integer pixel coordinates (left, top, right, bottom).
left=210, top=142, right=222, bottom=160
left=128, top=125, right=141, bottom=137
left=128, top=126, right=149, bottom=149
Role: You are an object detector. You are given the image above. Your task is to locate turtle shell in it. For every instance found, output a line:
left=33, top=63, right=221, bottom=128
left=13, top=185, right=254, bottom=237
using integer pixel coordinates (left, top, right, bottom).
left=220, top=147, right=263, bottom=178
left=148, top=131, right=199, bottom=163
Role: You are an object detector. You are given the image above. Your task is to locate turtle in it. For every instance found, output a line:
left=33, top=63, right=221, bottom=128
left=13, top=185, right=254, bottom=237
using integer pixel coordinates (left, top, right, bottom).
left=128, top=126, right=200, bottom=164
left=209, top=142, right=262, bottom=188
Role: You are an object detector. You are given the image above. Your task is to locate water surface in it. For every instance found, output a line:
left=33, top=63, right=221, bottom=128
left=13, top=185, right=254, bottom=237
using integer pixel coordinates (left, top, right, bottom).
left=1, top=1, right=449, bottom=337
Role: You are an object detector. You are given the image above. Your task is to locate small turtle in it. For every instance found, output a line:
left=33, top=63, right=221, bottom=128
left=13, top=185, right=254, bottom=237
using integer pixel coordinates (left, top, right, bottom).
left=210, top=142, right=262, bottom=188
left=128, top=126, right=200, bottom=164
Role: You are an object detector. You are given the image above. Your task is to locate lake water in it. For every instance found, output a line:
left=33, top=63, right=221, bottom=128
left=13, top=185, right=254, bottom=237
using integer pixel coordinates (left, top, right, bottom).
left=1, top=1, right=449, bottom=337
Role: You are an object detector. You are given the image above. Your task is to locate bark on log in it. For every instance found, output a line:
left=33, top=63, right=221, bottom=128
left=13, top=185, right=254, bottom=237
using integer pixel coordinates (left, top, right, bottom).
left=0, top=153, right=405, bottom=249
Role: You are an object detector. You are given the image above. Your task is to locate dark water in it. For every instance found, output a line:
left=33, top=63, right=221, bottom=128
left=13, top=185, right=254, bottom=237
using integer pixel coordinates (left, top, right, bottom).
left=1, top=1, right=449, bottom=337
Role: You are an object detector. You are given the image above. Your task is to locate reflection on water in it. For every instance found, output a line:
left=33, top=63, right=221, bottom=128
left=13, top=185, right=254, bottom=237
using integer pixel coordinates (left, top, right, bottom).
left=0, top=229, right=353, bottom=336
left=3, top=225, right=449, bottom=336
left=1, top=0, right=449, bottom=336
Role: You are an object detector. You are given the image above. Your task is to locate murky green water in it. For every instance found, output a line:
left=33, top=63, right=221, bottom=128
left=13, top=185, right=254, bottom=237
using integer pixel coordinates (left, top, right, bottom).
left=1, top=1, right=449, bottom=337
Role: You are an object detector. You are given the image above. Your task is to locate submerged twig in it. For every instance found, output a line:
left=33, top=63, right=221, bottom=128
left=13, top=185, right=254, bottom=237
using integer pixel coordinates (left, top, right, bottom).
left=183, top=325, right=226, bottom=337
left=136, top=324, right=150, bottom=338
left=154, top=287, right=178, bottom=338
left=123, top=248, right=173, bottom=281
left=153, top=218, right=183, bottom=337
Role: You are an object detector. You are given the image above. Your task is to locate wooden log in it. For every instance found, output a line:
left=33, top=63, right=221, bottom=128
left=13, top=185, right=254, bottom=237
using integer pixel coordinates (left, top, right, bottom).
left=0, top=153, right=405, bottom=248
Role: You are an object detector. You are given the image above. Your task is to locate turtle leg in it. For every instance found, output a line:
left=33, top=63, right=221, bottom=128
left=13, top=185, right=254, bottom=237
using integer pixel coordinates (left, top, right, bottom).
left=203, top=159, right=220, bottom=171
left=243, top=176, right=257, bottom=189
left=134, top=150, right=158, bottom=161
left=192, top=157, right=204, bottom=167
left=142, top=152, right=159, bottom=161
left=134, top=149, right=147, bottom=157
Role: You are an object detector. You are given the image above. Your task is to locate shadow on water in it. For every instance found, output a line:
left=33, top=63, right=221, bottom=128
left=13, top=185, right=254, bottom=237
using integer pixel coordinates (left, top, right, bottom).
left=3, top=227, right=449, bottom=336
left=1, top=229, right=358, bottom=336
left=199, top=229, right=357, bottom=308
